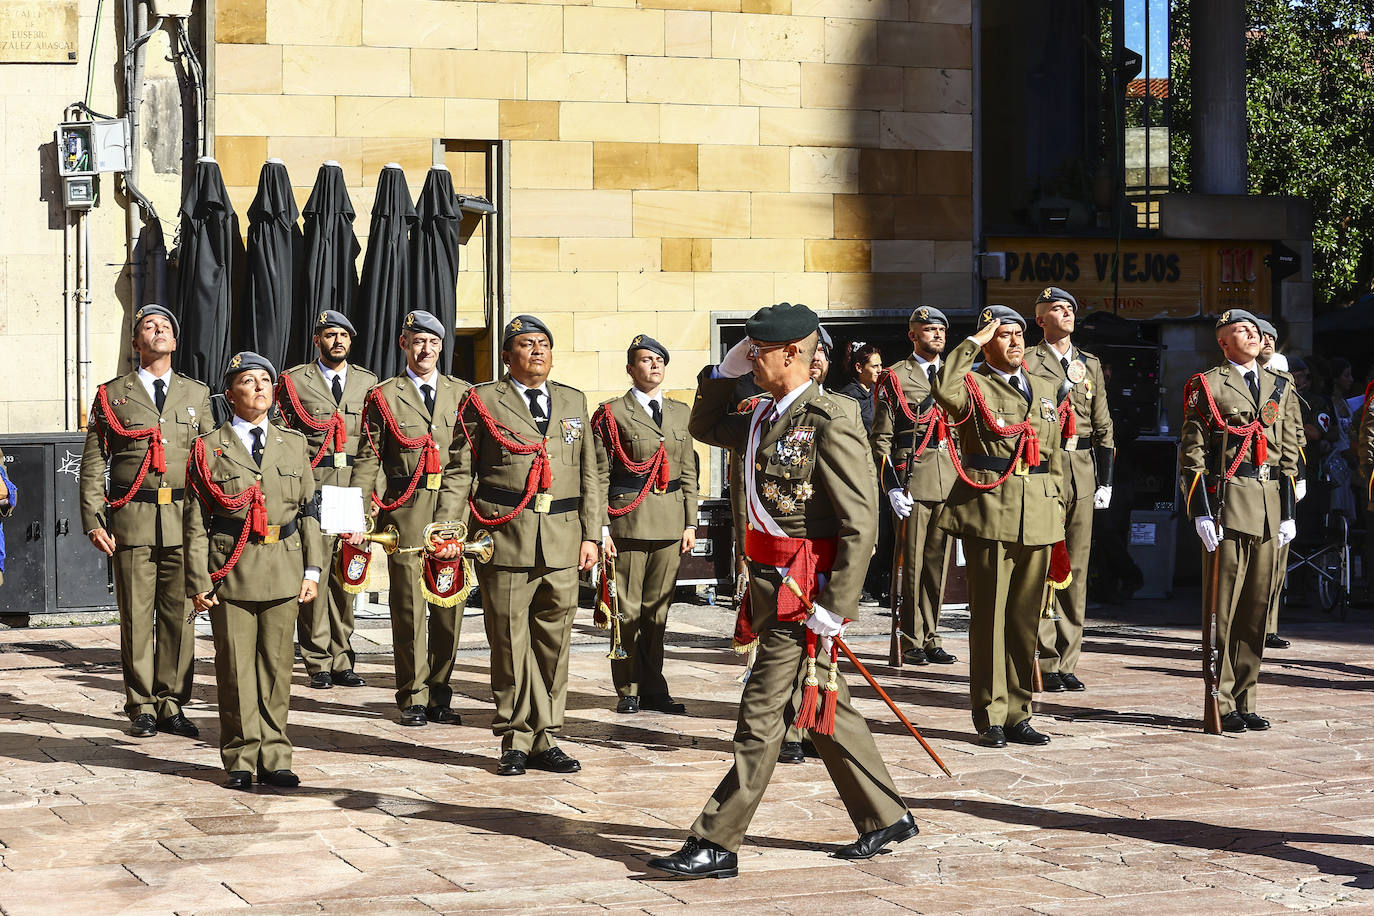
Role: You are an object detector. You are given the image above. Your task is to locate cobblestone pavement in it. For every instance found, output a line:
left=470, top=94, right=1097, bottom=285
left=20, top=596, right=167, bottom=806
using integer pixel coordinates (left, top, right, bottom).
left=1, top=597, right=1373, bottom=914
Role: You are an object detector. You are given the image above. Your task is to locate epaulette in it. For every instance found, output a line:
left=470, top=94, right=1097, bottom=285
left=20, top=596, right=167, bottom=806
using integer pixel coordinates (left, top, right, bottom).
left=271, top=423, right=307, bottom=441
left=806, top=393, right=847, bottom=420
left=284, top=362, right=314, bottom=376
left=549, top=379, right=582, bottom=394
left=179, top=375, right=211, bottom=392
left=1078, top=348, right=1098, bottom=363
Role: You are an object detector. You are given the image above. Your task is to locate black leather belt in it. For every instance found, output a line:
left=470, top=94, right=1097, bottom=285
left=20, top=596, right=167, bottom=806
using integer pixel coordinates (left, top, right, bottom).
left=323, top=454, right=355, bottom=467
left=387, top=474, right=435, bottom=491
left=1065, top=439, right=1094, bottom=450
left=210, top=515, right=298, bottom=543
left=1233, top=461, right=1279, bottom=481
left=964, top=454, right=1050, bottom=475
left=609, top=479, right=681, bottom=498
left=476, top=483, right=580, bottom=514
left=129, top=487, right=184, bottom=504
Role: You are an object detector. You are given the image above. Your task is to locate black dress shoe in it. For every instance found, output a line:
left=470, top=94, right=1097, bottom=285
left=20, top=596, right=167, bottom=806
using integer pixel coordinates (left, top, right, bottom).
left=400, top=705, right=428, bottom=727
left=1041, top=672, right=1067, bottom=692
left=1061, top=673, right=1086, bottom=692
left=130, top=713, right=157, bottom=738
left=1006, top=719, right=1051, bottom=745
left=156, top=712, right=200, bottom=738
left=1265, top=634, right=1290, bottom=649
left=426, top=706, right=462, bottom=725
left=926, top=646, right=957, bottom=664
left=979, top=726, right=1006, bottom=748
left=497, top=749, right=527, bottom=776
left=616, top=695, right=640, bottom=714
left=646, top=836, right=738, bottom=879
left=1221, top=711, right=1247, bottom=733
left=640, top=694, right=687, bottom=714
left=902, top=648, right=929, bottom=666
left=308, top=671, right=333, bottom=690
left=777, top=741, right=805, bottom=763
left=1240, top=712, right=1271, bottom=731
left=224, top=771, right=253, bottom=791
left=832, top=812, right=919, bottom=860
left=258, top=769, right=300, bottom=787
left=332, top=669, right=366, bottom=687
left=528, top=746, right=581, bottom=773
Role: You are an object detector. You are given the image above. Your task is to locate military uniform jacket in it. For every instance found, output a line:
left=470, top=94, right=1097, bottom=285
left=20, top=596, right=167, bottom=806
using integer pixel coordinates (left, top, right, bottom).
left=80, top=370, right=214, bottom=546
left=276, top=361, right=378, bottom=490
left=1180, top=362, right=1299, bottom=538
left=870, top=356, right=955, bottom=503
left=184, top=423, right=323, bottom=601
left=690, top=370, right=877, bottom=624
left=1358, top=387, right=1374, bottom=509
left=443, top=375, right=602, bottom=569
left=1022, top=341, right=1113, bottom=496
left=932, top=339, right=1066, bottom=547
left=595, top=391, right=699, bottom=541
left=350, top=373, right=471, bottom=546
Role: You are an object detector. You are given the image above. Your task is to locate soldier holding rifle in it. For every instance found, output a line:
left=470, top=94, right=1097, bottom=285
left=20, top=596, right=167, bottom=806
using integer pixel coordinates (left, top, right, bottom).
left=1180, top=309, right=1299, bottom=733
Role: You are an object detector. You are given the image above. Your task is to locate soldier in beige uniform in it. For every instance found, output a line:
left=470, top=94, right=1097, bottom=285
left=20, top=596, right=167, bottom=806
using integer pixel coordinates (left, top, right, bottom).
left=275, top=310, right=377, bottom=690
left=443, top=315, right=602, bottom=776
left=649, top=303, right=913, bottom=880
left=349, top=310, right=471, bottom=727
left=932, top=305, right=1066, bottom=748
left=594, top=334, right=699, bottom=714
left=872, top=306, right=958, bottom=666
left=185, top=351, right=324, bottom=789
left=1180, top=309, right=1299, bottom=732
left=1022, top=287, right=1114, bottom=693
left=1256, top=316, right=1306, bottom=648
left=81, top=304, right=213, bottom=738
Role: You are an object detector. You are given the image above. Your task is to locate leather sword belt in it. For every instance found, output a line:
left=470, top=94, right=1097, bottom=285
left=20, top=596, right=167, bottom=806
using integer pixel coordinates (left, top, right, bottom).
left=210, top=515, right=298, bottom=544
left=1233, top=461, right=1278, bottom=481
left=129, top=487, right=184, bottom=504
left=964, top=454, right=1049, bottom=475
left=476, top=483, right=580, bottom=515
left=1064, top=438, right=1094, bottom=450
left=324, top=454, right=355, bottom=467
left=609, top=478, right=680, bottom=498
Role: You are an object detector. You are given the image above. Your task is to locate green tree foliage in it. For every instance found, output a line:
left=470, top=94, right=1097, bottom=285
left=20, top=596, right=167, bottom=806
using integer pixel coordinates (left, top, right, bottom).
left=1171, top=0, right=1374, bottom=306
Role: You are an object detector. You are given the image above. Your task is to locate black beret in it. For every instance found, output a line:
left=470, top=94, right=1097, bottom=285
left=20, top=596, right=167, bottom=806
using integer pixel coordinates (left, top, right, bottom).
left=627, top=333, right=669, bottom=364
left=315, top=309, right=356, bottom=336
left=503, top=314, right=554, bottom=349
left=1255, top=317, right=1277, bottom=338
left=402, top=310, right=446, bottom=339
left=1215, top=309, right=1262, bottom=332
left=223, top=351, right=277, bottom=387
left=132, top=304, right=179, bottom=338
left=745, top=302, right=819, bottom=343
left=976, top=304, right=1027, bottom=333
left=1035, top=286, right=1078, bottom=312
left=908, top=305, right=948, bottom=328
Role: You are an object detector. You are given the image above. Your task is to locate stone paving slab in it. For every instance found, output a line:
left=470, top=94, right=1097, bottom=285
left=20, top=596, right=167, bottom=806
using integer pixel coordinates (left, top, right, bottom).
left=1, top=607, right=1374, bottom=913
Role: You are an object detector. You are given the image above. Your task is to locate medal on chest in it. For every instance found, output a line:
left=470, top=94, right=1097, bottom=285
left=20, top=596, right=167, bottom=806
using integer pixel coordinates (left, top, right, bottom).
left=561, top=417, right=583, bottom=443
left=773, top=425, right=815, bottom=468
left=1260, top=400, right=1280, bottom=425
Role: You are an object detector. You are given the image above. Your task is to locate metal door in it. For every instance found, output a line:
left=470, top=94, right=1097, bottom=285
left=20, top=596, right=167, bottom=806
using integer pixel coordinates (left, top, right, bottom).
left=0, top=445, right=51, bottom=615
left=52, top=437, right=115, bottom=610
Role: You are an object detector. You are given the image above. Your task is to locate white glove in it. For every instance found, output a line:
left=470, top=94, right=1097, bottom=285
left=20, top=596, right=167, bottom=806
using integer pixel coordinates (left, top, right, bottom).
left=1296, top=479, right=1307, bottom=502
left=1195, top=517, right=1222, bottom=553
left=718, top=337, right=754, bottom=378
left=1278, top=519, right=1297, bottom=547
left=887, top=488, right=914, bottom=519
left=1093, top=486, right=1112, bottom=509
left=805, top=602, right=847, bottom=655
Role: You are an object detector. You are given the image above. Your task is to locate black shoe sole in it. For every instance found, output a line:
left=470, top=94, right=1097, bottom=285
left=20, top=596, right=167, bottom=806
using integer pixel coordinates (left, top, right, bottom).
left=832, top=822, right=920, bottom=860
left=647, top=864, right=738, bottom=879
left=400, top=717, right=427, bottom=727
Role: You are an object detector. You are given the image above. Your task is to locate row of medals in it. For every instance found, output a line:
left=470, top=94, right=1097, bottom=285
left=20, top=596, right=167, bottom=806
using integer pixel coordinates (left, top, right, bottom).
left=763, top=429, right=815, bottom=514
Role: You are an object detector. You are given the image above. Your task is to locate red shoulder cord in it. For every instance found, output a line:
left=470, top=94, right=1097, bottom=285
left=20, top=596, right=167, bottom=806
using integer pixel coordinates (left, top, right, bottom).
left=274, top=374, right=346, bottom=469
left=362, top=387, right=441, bottom=511
left=591, top=403, right=669, bottom=517
left=457, top=389, right=552, bottom=526
left=874, top=368, right=947, bottom=466
left=187, top=437, right=267, bottom=582
left=1184, top=372, right=1268, bottom=479
left=93, top=384, right=166, bottom=509
left=1055, top=398, right=1077, bottom=439
left=945, top=375, right=1042, bottom=491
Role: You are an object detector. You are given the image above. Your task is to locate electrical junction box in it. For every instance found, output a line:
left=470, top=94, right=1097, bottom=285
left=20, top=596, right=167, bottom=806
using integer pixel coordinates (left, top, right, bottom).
left=56, top=119, right=131, bottom=177
left=149, top=0, right=195, bottom=17
left=63, top=175, right=96, bottom=209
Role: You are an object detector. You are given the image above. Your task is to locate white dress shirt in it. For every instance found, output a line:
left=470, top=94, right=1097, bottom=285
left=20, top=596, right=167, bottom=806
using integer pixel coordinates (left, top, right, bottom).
left=630, top=385, right=663, bottom=421
left=137, top=366, right=173, bottom=409
left=510, top=376, right=551, bottom=419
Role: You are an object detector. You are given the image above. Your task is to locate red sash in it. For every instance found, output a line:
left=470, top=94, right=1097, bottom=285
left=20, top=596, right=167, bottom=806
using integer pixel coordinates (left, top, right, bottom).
left=733, top=529, right=837, bottom=649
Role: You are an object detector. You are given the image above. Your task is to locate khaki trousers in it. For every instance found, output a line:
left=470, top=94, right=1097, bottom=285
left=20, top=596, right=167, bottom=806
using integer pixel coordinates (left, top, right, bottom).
left=298, top=534, right=358, bottom=676
left=692, top=619, right=907, bottom=852
left=1265, top=539, right=1291, bottom=636
left=610, top=538, right=681, bottom=700
left=387, top=549, right=462, bottom=711
left=898, top=499, right=952, bottom=653
left=1204, top=532, right=1275, bottom=715
left=210, top=596, right=296, bottom=774
left=478, top=563, right=578, bottom=755
left=113, top=544, right=195, bottom=720
left=964, top=536, right=1050, bottom=732
left=1039, top=489, right=1093, bottom=674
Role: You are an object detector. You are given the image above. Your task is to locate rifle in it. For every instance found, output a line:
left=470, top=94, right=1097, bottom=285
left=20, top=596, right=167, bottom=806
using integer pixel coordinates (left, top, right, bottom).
left=886, top=398, right=926, bottom=669
left=1202, top=425, right=1228, bottom=735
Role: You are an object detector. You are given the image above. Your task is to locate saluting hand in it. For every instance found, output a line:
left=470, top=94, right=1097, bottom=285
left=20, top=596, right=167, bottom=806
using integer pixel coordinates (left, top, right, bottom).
left=971, top=319, right=999, bottom=348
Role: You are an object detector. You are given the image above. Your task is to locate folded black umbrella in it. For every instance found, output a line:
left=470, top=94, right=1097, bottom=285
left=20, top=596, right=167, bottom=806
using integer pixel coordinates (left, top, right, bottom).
left=411, top=166, right=462, bottom=370
left=356, top=164, right=416, bottom=380
left=240, top=159, right=299, bottom=372
left=292, top=162, right=359, bottom=367
left=173, top=157, right=237, bottom=397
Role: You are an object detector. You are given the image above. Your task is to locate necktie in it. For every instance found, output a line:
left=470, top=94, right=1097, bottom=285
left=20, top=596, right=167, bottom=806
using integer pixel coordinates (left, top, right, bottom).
left=250, top=427, right=264, bottom=467
left=1009, top=374, right=1031, bottom=404
left=153, top=378, right=166, bottom=413
left=421, top=383, right=435, bottom=415
left=331, top=374, right=344, bottom=404
left=927, top=364, right=937, bottom=385
left=1061, top=356, right=1070, bottom=375
left=1244, top=370, right=1260, bottom=404
left=527, top=389, right=549, bottom=435
left=649, top=398, right=662, bottom=426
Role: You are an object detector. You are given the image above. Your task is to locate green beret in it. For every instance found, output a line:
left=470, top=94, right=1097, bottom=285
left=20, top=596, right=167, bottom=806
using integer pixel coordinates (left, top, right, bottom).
left=403, top=310, right=446, bottom=339
left=1215, top=309, right=1261, bottom=333
left=503, top=314, right=554, bottom=349
left=315, top=309, right=356, bottom=336
left=627, top=333, right=669, bottom=364
left=223, top=351, right=277, bottom=387
left=132, top=304, right=179, bottom=338
left=745, top=302, right=819, bottom=343
left=976, top=304, right=1027, bottom=333
left=908, top=305, right=948, bottom=328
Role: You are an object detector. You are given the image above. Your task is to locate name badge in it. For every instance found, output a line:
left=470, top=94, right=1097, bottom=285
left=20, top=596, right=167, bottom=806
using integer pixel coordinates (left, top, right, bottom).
left=426, top=473, right=442, bottom=490
left=333, top=452, right=348, bottom=469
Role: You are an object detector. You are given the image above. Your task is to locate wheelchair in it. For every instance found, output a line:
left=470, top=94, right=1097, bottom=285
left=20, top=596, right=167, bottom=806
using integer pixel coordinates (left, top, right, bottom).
left=1285, top=509, right=1351, bottom=620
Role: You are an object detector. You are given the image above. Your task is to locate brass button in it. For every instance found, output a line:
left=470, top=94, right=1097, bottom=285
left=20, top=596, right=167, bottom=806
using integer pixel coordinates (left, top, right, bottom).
left=755, top=462, right=762, bottom=470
